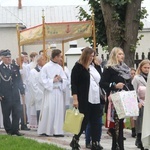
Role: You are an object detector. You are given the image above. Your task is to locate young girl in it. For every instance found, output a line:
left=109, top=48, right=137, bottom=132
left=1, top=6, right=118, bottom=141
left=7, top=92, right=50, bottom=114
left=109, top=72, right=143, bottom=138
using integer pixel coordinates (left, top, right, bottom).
left=132, top=59, right=150, bottom=150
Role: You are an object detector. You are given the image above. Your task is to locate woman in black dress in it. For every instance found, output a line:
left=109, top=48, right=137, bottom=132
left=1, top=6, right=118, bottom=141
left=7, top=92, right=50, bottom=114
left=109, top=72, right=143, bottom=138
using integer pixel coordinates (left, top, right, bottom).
left=100, top=47, right=131, bottom=150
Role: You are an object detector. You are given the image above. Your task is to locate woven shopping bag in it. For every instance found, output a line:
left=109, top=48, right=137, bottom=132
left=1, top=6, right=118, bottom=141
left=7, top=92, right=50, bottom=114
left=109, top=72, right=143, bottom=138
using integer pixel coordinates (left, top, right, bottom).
left=63, top=108, right=84, bottom=135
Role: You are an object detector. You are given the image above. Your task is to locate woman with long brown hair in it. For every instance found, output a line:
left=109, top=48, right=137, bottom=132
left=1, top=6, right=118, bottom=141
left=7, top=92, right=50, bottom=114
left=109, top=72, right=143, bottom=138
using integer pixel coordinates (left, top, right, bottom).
left=70, top=47, right=101, bottom=150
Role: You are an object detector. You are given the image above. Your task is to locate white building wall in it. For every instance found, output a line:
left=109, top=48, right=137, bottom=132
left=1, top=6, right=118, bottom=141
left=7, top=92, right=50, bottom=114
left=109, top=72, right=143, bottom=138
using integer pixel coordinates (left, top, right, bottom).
left=136, top=30, right=150, bottom=59
left=0, top=27, right=19, bottom=59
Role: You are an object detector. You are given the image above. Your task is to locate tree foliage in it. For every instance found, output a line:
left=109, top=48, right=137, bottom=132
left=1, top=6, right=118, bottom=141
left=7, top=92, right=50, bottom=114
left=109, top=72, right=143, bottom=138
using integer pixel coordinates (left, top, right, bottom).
left=77, top=0, right=107, bottom=48
left=77, top=0, right=148, bottom=66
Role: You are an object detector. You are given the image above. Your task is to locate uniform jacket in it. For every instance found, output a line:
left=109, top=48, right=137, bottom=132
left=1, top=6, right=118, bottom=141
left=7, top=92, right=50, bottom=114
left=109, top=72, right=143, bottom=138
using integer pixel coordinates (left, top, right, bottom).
left=0, top=63, right=25, bottom=103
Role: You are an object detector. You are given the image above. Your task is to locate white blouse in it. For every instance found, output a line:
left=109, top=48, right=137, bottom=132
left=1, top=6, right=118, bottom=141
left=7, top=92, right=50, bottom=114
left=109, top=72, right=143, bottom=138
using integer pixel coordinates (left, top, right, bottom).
left=88, top=64, right=101, bottom=104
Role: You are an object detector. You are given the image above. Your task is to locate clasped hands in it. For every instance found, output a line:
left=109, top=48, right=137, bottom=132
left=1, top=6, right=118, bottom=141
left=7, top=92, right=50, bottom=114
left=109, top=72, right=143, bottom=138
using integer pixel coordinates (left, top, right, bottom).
left=53, top=75, right=62, bottom=83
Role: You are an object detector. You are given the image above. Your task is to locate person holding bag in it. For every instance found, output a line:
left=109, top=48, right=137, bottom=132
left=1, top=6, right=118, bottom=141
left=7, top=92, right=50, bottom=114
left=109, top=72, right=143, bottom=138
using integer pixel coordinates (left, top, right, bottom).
left=85, top=56, right=104, bottom=150
left=100, top=47, right=131, bottom=150
left=70, top=47, right=101, bottom=150
left=132, top=59, right=150, bottom=150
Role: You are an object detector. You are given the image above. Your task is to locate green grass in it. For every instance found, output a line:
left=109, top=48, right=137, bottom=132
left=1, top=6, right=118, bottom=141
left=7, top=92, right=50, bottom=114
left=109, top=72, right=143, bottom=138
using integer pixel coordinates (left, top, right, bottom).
left=125, top=118, right=131, bottom=129
left=0, top=135, right=65, bottom=150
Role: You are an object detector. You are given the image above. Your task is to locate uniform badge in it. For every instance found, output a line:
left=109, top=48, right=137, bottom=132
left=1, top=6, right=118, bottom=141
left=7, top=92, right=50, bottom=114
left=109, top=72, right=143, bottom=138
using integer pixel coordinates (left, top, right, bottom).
left=3, top=66, right=5, bottom=69
left=16, top=74, right=18, bottom=77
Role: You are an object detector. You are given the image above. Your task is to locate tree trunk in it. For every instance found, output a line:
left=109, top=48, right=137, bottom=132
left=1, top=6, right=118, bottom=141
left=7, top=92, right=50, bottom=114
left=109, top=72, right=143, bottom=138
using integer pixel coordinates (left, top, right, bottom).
left=100, top=0, right=122, bottom=52
left=123, top=0, right=142, bottom=67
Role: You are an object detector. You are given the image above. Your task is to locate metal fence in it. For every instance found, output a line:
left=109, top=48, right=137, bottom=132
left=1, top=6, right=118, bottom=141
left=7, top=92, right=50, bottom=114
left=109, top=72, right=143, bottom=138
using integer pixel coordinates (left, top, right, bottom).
left=100, top=52, right=150, bottom=69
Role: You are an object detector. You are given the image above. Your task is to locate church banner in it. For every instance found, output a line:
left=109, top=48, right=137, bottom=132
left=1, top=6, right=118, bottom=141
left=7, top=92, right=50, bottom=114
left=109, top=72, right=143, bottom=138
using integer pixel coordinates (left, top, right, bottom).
left=20, top=24, right=43, bottom=45
left=45, top=21, right=92, bottom=43
left=19, top=21, right=92, bottom=45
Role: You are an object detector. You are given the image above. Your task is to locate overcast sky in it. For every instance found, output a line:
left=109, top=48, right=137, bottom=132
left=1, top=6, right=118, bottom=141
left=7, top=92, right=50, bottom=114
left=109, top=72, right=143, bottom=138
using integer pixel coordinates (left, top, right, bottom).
left=0, top=0, right=88, bottom=6
left=0, top=0, right=149, bottom=21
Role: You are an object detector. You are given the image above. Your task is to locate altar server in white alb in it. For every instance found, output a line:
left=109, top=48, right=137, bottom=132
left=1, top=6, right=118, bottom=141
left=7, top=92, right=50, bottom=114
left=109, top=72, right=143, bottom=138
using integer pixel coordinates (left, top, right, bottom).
left=22, top=52, right=38, bottom=126
left=38, top=49, right=67, bottom=136
left=58, top=59, right=71, bottom=110
left=28, top=55, right=46, bottom=125
left=63, top=64, right=71, bottom=110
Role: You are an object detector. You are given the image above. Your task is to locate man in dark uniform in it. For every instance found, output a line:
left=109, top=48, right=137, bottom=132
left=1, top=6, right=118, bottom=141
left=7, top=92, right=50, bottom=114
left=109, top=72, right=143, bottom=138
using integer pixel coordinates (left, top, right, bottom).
left=0, top=49, right=24, bottom=136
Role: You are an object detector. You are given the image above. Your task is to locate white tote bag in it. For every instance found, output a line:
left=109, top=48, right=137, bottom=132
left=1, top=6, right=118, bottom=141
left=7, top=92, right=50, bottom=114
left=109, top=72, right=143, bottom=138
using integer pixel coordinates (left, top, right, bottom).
left=110, top=90, right=139, bottom=119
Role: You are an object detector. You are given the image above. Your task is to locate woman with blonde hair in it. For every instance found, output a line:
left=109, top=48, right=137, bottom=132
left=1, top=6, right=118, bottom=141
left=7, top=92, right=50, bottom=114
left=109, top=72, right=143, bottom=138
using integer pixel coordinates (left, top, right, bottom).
left=100, top=47, right=131, bottom=150
left=132, top=59, right=150, bottom=150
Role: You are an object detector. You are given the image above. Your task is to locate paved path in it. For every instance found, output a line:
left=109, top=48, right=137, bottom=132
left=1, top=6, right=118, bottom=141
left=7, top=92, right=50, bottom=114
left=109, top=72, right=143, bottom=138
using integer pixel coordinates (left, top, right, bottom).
left=0, top=127, right=139, bottom=150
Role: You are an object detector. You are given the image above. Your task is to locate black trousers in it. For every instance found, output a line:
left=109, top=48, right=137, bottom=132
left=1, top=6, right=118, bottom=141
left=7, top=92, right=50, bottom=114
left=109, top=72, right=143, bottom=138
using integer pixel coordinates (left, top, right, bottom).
left=37, top=110, right=40, bottom=125
left=75, top=102, right=101, bottom=142
left=20, top=104, right=28, bottom=126
left=1, top=101, right=21, bottom=133
left=111, top=111, right=124, bottom=150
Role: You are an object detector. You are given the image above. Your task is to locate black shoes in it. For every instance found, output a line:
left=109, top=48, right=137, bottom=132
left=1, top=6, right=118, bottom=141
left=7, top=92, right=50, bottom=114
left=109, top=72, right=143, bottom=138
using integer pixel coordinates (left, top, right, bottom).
left=70, top=136, right=80, bottom=150
left=131, top=127, right=136, bottom=138
left=86, top=143, right=103, bottom=150
left=53, top=134, right=64, bottom=137
left=123, top=137, right=126, bottom=140
left=92, top=142, right=103, bottom=150
left=86, top=143, right=92, bottom=149
left=111, top=143, right=122, bottom=150
left=135, top=133, right=147, bottom=149
left=6, top=130, right=24, bottom=136
left=11, top=131, right=24, bottom=136
left=99, top=144, right=103, bottom=150
left=21, top=125, right=30, bottom=131
left=7, top=131, right=12, bottom=135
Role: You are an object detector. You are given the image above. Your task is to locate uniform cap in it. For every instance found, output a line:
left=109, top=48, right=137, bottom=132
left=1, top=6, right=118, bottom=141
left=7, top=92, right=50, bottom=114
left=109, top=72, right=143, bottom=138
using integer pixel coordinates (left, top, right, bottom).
left=0, top=49, right=11, bottom=57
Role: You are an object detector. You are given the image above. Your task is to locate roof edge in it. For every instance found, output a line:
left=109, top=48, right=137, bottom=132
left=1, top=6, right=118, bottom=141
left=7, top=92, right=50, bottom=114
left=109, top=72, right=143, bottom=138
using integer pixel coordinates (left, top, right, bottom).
left=0, top=23, right=26, bottom=28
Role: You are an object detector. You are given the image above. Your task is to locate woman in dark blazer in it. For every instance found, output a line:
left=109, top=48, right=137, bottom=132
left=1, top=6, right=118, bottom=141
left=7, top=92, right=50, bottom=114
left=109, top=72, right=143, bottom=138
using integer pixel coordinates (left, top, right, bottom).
left=100, top=47, right=131, bottom=150
left=70, top=47, right=101, bottom=150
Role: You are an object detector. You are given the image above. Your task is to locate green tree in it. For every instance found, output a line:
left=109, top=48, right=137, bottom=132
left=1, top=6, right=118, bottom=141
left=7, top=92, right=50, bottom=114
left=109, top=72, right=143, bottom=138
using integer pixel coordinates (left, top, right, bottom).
left=78, top=0, right=147, bottom=67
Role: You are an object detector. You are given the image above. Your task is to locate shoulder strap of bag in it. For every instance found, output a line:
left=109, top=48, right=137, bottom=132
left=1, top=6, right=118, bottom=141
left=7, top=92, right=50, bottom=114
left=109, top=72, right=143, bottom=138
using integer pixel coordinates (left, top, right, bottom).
left=90, top=73, right=99, bottom=86
left=124, top=80, right=130, bottom=91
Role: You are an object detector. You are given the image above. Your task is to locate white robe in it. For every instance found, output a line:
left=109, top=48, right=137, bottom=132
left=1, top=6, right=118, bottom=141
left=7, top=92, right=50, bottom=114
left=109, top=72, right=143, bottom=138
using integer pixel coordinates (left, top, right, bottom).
left=28, top=68, right=43, bottom=111
left=63, top=66, right=71, bottom=108
left=23, top=62, right=36, bottom=124
left=20, top=63, right=28, bottom=97
left=0, top=102, right=3, bottom=128
left=142, top=73, right=150, bottom=149
left=37, top=61, right=67, bottom=135
left=27, top=67, right=43, bottom=127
